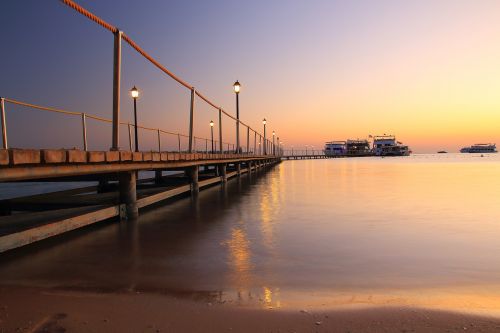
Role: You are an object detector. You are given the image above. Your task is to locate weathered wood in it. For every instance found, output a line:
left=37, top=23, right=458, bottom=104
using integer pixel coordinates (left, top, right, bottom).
left=119, top=172, right=138, bottom=220
left=0, top=205, right=120, bottom=253
left=137, top=185, right=190, bottom=208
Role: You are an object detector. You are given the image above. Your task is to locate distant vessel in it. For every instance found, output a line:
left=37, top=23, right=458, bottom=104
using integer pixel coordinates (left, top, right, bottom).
left=460, top=144, right=497, bottom=153
left=324, top=141, right=346, bottom=156
left=372, top=135, right=410, bottom=156
left=346, top=139, right=372, bottom=156
left=437, top=151, right=447, bottom=154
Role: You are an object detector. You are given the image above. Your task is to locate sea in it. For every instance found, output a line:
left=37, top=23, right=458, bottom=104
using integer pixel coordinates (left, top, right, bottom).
left=1, top=153, right=500, bottom=314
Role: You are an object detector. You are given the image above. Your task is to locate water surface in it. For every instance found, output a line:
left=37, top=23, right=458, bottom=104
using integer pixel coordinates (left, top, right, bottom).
left=1, top=154, right=500, bottom=313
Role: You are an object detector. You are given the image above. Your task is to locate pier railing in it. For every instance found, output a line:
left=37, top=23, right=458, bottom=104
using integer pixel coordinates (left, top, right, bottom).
left=0, top=0, right=283, bottom=157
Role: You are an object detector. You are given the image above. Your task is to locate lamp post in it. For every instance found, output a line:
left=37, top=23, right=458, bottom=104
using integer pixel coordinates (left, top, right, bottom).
left=272, top=131, right=276, bottom=155
left=233, top=80, right=241, bottom=153
left=130, top=86, right=139, bottom=152
left=263, top=118, right=267, bottom=155
left=210, top=120, right=214, bottom=153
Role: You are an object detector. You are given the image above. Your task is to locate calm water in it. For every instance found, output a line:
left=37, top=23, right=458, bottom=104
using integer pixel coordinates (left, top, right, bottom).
left=1, top=154, right=500, bottom=313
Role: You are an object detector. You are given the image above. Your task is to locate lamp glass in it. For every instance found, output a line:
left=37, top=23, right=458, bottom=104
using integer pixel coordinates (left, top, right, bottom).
left=130, top=87, right=139, bottom=99
left=233, top=81, right=241, bottom=93
left=210, top=121, right=214, bottom=127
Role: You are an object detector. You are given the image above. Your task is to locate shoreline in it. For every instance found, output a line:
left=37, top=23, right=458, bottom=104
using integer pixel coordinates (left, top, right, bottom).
left=2, top=286, right=500, bottom=332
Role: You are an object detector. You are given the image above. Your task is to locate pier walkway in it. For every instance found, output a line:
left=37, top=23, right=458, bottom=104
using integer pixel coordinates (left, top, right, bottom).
left=0, top=0, right=282, bottom=252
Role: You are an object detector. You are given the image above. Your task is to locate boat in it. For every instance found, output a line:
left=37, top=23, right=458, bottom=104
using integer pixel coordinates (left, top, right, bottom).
left=460, top=143, right=497, bottom=153
left=437, top=151, right=447, bottom=154
left=346, top=139, right=372, bottom=156
left=372, top=135, right=410, bottom=156
left=324, top=141, right=346, bottom=156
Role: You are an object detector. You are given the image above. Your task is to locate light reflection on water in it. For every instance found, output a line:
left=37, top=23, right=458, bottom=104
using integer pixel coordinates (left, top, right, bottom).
left=1, top=154, right=500, bottom=313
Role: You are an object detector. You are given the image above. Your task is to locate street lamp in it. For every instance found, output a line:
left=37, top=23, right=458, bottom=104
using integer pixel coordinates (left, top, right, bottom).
left=233, top=80, right=241, bottom=153
left=210, top=120, right=214, bottom=153
left=130, top=86, right=139, bottom=152
left=272, top=131, right=276, bottom=155
left=263, top=118, right=267, bottom=155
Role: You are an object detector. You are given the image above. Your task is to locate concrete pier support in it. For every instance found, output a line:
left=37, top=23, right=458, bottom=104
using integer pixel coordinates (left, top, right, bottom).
left=218, top=164, right=227, bottom=183
left=236, top=163, right=241, bottom=176
left=119, top=171, right=138, bottom=220
left=188, top=166, right=199, bottom=194
left=248, top=161, right=253, bottom=173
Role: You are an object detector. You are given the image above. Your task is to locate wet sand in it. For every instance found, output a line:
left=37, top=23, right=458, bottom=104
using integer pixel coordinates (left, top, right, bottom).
left=2, top=286, right=500, bottom=333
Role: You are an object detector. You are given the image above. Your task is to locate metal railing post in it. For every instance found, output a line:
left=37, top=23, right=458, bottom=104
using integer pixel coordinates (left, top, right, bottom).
left=111, top=30, right=123, bottom=151
left=254, top=131, right=256, bottom=155
left=205, top=138, right=208, bottom=153
left=188, top=88, right=195, bottom=153
left=157, top=129, right=161, bottom=152
left=218, top=108, right=223, bottom=154
left=128, top=123, right=133, bottom=151
left=1, top=98, right=8, bottom=149
left=81, top=113, right=88, bottom=151
left=177, top=134, right=181, bottom=152
left=246, top=126, right=250, bottom=154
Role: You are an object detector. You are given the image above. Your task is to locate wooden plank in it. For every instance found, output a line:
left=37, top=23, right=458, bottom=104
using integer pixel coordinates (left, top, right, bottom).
left=137, top=185, right=191, bottom=208
left=198, top=176, right=221, bottom=188
left=0, top=205, right=120, bottom=253
left=0, top=157, right=280, bottom=182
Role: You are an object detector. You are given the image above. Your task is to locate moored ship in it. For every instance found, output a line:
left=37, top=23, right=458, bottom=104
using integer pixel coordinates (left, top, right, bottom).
left=372, top=135, right=410, bottom=156
left=460, top=143, right=497, bottom=153
left=346, top=139, right=372, bottom=156
left=324, top=141, right=346, bottom=156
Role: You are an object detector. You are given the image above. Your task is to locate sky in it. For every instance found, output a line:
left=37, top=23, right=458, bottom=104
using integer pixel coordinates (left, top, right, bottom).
left=1, top=0, right=500, bottom=153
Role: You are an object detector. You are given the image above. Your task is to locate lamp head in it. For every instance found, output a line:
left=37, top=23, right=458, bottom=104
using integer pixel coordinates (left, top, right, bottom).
left=130, top=86, right=139, bottom=99
left=210, top=120, right=214, bottom=127
left=263, top=118, right=266, bottom=125
left=233, top=80, right=241, bottom=94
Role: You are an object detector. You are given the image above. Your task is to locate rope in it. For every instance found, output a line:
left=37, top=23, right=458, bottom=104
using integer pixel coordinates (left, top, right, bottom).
left=4, top=97, right=190, bottom=137
left=59, top=0, right=117, bottom=33
left=5, top=98, right=81, bottom=116
left=57, top=1, right=269, bottom=143
left=121, top=33, right=193, bottom=90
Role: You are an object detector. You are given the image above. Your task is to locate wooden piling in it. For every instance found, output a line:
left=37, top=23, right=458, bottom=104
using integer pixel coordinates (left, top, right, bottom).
left=188, top=166, right=199, bottom=194
left=119, top=171, right=138, bottom=220
left=218, top=164, right=227, bottom=183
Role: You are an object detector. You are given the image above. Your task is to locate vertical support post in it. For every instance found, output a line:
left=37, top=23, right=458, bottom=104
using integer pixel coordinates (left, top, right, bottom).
left=218, top=108, right=223, bottom=154
left=205, top=138, right=208, bottom=153
left=254, top=131, right=256, bottom=155
left=119, top=171, right=138, bottom=220
left=112, top=30, right=123, bottom=151
left=218, top=164, right=227, bottom=183
left=155, top=170, right=162, bottom=184
left=81, top=113, right=88, bottom=151
left=1, top=97, right=8, bottom=149
left=188, top=88, right=195, bottom=153
left=128, top=123, right=133, bottom=151
left=236, top=163, right=241, bottom=176
left=188, top=166, right=199, bottom=194
left=177, top=134, right=181, bottom=152
left=157, top=129, right=161, bottom=152
left=246, top=126, right=250, bottom=154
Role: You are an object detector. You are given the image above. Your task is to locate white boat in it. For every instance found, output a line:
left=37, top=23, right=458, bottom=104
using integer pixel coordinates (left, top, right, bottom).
left=460, top=143, right=497, bottom=153
left=372, top=135, right=410, bottom=156
left=324, top=141, right=346, bottom=156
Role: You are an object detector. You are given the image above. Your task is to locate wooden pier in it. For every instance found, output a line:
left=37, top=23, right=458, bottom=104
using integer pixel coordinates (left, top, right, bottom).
left=0, top=1, right=286, bottom=253
left=0, top=148, right=280, bottom=253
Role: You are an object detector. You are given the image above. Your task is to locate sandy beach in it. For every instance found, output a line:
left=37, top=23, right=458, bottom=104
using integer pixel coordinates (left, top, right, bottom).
left=1, top=286, right=500, bottom=333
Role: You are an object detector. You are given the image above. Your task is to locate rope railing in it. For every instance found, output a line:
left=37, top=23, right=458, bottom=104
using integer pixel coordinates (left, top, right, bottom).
left=0, top=1, right=281, bottom=156
left=58, top=0, right=270, bottom=150
left=0, top=97, right=275, bottom=155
